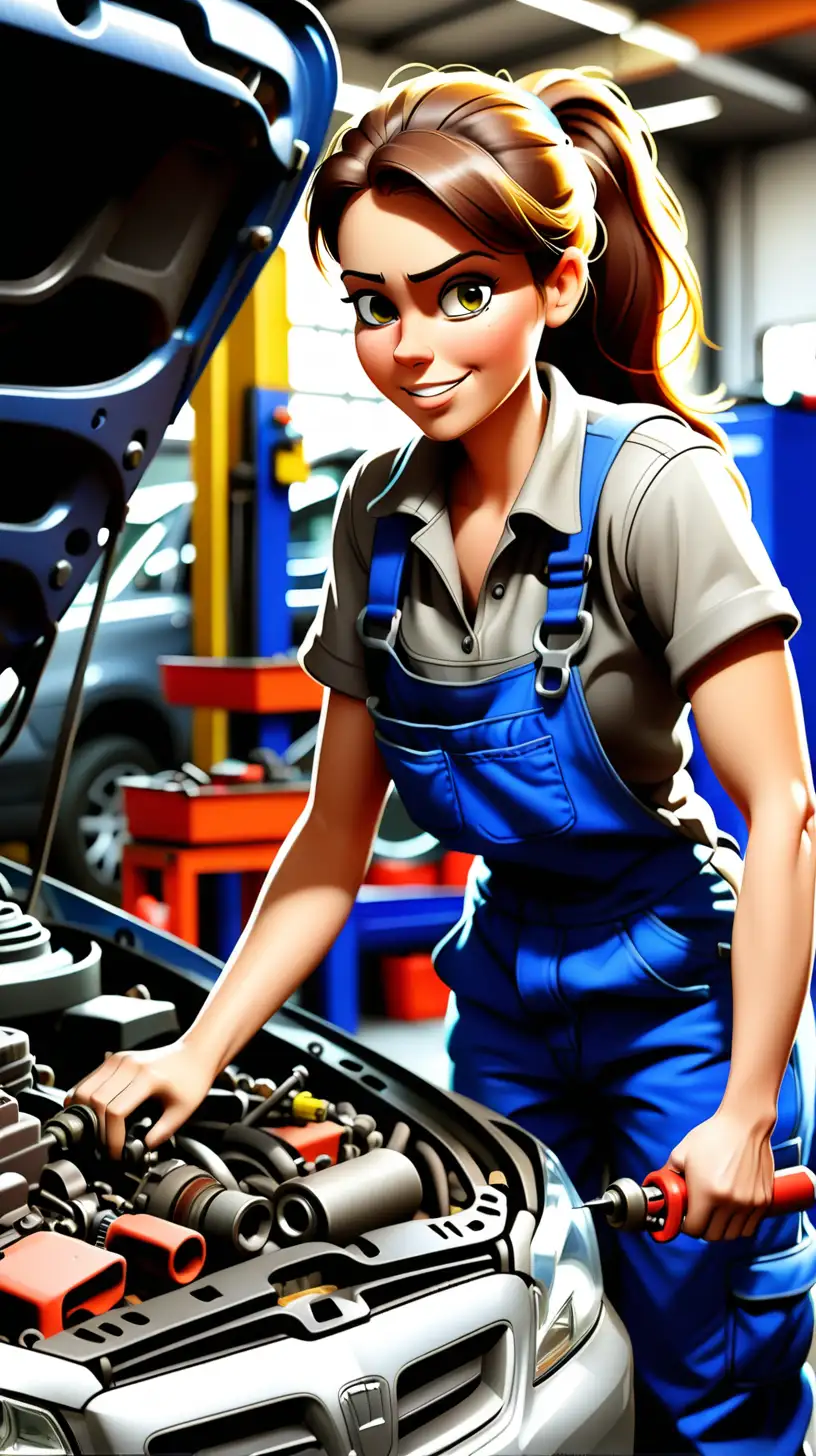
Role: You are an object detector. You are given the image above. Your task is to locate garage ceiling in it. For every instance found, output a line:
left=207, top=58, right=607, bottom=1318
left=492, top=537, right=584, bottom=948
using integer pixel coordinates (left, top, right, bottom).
left=313, top=0, right=816, bottom=149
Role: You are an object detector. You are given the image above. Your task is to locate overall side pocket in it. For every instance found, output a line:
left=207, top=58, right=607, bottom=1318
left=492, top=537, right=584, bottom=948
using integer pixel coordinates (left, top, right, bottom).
left=374, top=733, right=463, bottom=838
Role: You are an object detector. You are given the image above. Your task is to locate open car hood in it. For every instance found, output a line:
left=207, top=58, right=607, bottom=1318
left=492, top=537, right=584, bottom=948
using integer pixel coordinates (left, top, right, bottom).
left=0, top=0, right=338, bottom=722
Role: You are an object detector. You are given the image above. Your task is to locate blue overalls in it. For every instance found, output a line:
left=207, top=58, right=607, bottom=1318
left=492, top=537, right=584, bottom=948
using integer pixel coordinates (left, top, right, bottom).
left=358, top=409, right=816, bottom=1455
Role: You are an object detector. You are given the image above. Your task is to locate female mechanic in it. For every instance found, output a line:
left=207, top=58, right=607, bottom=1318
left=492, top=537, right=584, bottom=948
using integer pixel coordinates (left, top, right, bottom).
left=70, top=68, right=816, bottom=1455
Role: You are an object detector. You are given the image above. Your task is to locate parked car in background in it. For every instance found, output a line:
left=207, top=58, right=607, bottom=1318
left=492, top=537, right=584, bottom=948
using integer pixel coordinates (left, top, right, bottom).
left=0, top=434, right=195, bottom=900
left=0, top=439, right=427, bottom=900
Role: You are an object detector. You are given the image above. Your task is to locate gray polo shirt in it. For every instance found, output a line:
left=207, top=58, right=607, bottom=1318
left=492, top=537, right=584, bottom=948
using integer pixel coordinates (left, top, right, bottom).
left=298, top=365, right=799, bottom=853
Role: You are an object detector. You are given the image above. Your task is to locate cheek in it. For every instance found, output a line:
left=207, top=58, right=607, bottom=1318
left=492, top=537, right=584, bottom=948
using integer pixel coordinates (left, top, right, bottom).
left=354, top=327, right=396, bottom=392
left=464, top=297, right=541, bottom=371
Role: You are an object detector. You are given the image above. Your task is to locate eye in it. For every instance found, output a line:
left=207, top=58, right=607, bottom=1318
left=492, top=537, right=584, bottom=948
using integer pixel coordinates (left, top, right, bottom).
left=353, top=292, right=398, bottom=327
left=439, top=278, right=494, bottom=319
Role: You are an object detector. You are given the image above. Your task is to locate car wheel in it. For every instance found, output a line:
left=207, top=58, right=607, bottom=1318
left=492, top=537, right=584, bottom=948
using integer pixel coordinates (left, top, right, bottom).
left=51, top=735, right=159, bottom=902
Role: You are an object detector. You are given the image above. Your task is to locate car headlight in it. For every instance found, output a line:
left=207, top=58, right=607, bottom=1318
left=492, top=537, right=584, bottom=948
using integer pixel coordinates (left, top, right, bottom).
left=0, top=1397, right=72, bottom=1455
left=529, top=1148, right=604, bottom=1382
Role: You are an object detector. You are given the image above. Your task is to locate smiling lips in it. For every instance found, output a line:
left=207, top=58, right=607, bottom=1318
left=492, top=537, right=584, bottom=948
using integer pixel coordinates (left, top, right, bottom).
left=402, top=372, right=471, bottom=401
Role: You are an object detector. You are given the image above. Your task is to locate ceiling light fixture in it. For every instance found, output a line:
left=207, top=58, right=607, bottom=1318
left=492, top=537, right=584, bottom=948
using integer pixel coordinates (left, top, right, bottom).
left=639, top=94, right=722, bottom=132
left=514, top=0, right=634, bottom=36
left=687, top=53, right=814, bottom=113
left=621, top=21, right=700, bottom=64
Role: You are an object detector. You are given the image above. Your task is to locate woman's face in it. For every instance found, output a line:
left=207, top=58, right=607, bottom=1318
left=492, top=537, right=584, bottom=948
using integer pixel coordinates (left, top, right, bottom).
left=337, top=189, right=561, bottom=441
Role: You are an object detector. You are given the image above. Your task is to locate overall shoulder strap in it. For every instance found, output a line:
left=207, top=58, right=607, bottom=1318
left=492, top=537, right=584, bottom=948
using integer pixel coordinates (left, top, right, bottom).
left=356, top=439, right=421, bottom=651
left=544, top=406, right=668, bottom=630
left=534, top=406, right=666, bottom=697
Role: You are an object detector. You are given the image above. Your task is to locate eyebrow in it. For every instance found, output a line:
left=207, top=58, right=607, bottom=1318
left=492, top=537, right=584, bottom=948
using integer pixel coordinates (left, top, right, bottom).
left=340, top=268, right=385, bottom=284
left=339, top=250, right=498, bottom=289
left=407, top=250, right=498, bottom=283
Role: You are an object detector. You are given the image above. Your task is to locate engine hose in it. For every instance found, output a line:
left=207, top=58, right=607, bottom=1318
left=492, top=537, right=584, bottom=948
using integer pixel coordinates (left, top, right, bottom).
left=222, top=1124, right=301, bottom=1183
left=174, top=1137, right=239, bottom=1191
left=414, top=1141, right=450, bottom=1218
left=386, top=1121, right=411, bottom=1155
left=240, top=1174, right=280, bottom=1200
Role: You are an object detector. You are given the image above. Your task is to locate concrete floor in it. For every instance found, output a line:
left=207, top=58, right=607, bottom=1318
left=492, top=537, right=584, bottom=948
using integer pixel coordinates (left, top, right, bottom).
left=355, top=1015, right=450, bottom=1087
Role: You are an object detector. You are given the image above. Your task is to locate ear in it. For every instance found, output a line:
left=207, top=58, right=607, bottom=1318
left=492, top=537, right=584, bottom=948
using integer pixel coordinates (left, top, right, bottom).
left=541, top=247, right=587, bottom=329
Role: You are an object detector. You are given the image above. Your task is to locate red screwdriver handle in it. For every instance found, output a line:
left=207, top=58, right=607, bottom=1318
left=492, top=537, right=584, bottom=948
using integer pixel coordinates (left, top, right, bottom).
left=643, top=1164, right=816, bottom=1243
left=642, top=1167, right=687, bottom=1243
left=769, top=1165, right=816, bottom=1212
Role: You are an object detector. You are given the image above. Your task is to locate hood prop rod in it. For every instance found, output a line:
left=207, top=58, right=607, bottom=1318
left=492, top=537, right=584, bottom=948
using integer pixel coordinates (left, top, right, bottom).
left=25, top=507, right=126, bottom=918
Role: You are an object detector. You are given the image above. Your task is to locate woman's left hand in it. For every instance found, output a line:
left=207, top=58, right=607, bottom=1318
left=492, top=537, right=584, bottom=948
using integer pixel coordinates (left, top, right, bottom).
left=668, top=1108, right=776, bottom=1241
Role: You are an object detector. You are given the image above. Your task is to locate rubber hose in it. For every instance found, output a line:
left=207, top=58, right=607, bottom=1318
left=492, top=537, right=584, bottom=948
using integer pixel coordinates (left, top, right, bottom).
left=241, top=1173, right=281, bottom=1200
left=222, top=1124, right=300, bottom=1182
left=386, top=1121, right=411, bottom=1155
left=175, top=1136, right=239, bottom=1191
left=414, top=1140, right=450, bottom=1218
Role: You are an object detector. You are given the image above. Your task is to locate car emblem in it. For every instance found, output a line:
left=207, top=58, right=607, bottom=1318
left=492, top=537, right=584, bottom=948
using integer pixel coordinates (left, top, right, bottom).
left=340, top=1376, right=394, bottom=1456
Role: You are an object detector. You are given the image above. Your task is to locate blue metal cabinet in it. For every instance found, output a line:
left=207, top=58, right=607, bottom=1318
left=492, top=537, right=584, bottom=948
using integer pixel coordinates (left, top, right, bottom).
left=687, top=407, right=816, bottom=853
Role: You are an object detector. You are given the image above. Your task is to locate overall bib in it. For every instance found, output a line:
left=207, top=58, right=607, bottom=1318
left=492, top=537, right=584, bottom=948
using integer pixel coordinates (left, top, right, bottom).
left=358, top=410, right=816, bottom=1456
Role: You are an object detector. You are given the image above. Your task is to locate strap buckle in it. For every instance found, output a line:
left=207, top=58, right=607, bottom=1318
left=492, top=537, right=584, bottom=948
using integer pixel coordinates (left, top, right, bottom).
left=533, top=609, right=593, bottom=699
left=542, top=551, right=593, bottom=589
left=356, top=606, right=402, bottom=652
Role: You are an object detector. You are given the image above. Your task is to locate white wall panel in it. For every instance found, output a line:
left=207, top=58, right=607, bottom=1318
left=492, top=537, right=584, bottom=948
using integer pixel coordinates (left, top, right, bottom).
left=752, top=140, right=816, bottom=329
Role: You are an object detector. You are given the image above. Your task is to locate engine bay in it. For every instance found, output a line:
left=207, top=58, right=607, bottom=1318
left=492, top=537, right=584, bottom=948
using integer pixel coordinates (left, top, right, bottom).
left=0, top=881, right=544, bottom=1388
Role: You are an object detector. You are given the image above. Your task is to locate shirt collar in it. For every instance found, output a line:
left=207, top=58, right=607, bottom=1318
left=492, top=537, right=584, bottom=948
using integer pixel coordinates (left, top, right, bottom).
left=365, top=364, right=587, bottom=536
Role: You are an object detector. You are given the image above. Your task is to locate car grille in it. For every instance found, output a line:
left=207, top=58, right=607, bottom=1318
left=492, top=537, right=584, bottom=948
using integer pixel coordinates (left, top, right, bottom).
left=395, top=1325, right=509, bottom=1455
left=146, top=1396, right=330, bottom=1456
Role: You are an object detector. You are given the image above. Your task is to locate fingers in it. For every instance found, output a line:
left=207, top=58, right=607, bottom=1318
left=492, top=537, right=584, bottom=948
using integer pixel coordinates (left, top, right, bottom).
left=740, top=1206, right=766, bottom=1239
left=70, top=1057, right=127, bottom=1148
left=146, top=1107, right=183, bottom=1149
left=65, top=1055, right=157, bottom=1159
left=102, top=1073, right=155, bottom=1161
left=66, top=1055, right=122, bottom=1111
left=687, top=1195, right=770, bottom=1241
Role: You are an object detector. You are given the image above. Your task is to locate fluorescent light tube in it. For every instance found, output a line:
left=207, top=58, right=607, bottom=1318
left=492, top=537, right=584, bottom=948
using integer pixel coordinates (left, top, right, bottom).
left=640, top=94, right=722, bottom=132
left=688, top=53, right=813, bottom=113
left=621, top=22, right=699, bottom=64
left=514, top=0, right=634, bottom=35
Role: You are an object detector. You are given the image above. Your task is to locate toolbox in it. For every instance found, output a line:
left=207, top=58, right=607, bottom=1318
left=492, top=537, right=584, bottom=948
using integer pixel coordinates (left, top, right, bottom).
left=122, top=778, right=310, bottom=845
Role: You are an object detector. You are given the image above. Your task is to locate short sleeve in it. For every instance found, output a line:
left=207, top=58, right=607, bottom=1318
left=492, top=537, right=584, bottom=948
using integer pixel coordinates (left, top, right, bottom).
left=624, top=445, right=801, bottom=692
left=297, top=457, right=373, bottom=700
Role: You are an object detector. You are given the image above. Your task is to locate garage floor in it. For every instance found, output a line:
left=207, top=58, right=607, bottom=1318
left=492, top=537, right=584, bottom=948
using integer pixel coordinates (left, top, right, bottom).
left=356, top=1016, right=450, bottom=1088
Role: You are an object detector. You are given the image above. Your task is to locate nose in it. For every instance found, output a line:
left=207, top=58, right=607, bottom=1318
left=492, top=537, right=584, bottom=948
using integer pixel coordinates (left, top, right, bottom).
left=392, top=310, right=434, bottom=370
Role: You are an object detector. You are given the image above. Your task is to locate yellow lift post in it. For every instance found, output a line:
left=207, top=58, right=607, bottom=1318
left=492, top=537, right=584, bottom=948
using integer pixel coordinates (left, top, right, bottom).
left=189, top=248, right=294, bottom=770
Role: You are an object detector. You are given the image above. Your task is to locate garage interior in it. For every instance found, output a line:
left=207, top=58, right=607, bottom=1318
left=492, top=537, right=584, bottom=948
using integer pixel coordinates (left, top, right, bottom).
left=2, top=0, right=815, bottom=1091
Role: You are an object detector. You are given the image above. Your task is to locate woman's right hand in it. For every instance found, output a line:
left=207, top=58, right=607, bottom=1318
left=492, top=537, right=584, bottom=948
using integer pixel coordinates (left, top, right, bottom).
left=65, top=1040, right=215, bottom=1160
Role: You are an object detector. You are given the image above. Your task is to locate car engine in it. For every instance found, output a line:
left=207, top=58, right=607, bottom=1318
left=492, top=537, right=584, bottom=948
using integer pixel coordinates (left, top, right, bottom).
left=0, top=885, right=537, bottom=1389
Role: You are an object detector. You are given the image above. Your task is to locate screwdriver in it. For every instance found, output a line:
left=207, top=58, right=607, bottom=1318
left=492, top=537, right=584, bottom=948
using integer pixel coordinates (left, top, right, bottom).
left=581, top=1164, right=816, bottom=1243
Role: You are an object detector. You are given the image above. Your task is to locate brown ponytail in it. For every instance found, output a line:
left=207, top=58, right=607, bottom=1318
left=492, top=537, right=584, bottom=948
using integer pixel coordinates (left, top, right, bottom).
left=524, top=69, right=725, bottom=444
left=307, top=67, right=728, bottom=449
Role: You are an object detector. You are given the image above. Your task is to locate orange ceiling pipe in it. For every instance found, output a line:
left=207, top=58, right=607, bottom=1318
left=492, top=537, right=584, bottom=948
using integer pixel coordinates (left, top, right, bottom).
left=653, top=0, right=816, bottom=52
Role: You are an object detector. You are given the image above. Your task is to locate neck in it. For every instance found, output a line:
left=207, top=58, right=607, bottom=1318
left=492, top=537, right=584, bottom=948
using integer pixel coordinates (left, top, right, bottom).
left=455, top=366, right=548, bottom=510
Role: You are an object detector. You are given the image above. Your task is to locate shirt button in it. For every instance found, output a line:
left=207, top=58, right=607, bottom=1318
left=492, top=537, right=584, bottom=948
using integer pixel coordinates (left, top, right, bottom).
left=491, top=582, right=505, bottom=599
left=461, top=634, right=474, bottom=654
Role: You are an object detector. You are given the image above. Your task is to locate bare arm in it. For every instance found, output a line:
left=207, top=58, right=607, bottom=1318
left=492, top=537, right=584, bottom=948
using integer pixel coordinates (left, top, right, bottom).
left=671, top=625, right=816, bottom=1238
left=68, top=688, right=392, bottom=1154
left=183, top=687, right=392, bottom=1072
left=689, top=626, right=816, bottom=1120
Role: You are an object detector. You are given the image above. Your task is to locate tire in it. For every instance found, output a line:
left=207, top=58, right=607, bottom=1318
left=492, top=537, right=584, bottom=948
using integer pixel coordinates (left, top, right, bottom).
left=50, top=735, right=159, bottom=902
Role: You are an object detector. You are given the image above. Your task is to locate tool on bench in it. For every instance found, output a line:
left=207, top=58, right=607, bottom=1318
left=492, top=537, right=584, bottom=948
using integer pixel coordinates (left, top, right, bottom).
left=581, top=1164, right=816, bottom=1243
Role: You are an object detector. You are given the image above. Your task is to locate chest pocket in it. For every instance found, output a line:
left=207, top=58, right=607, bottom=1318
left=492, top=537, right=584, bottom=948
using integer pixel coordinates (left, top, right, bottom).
left=374, top=729, right=576, bottom=846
